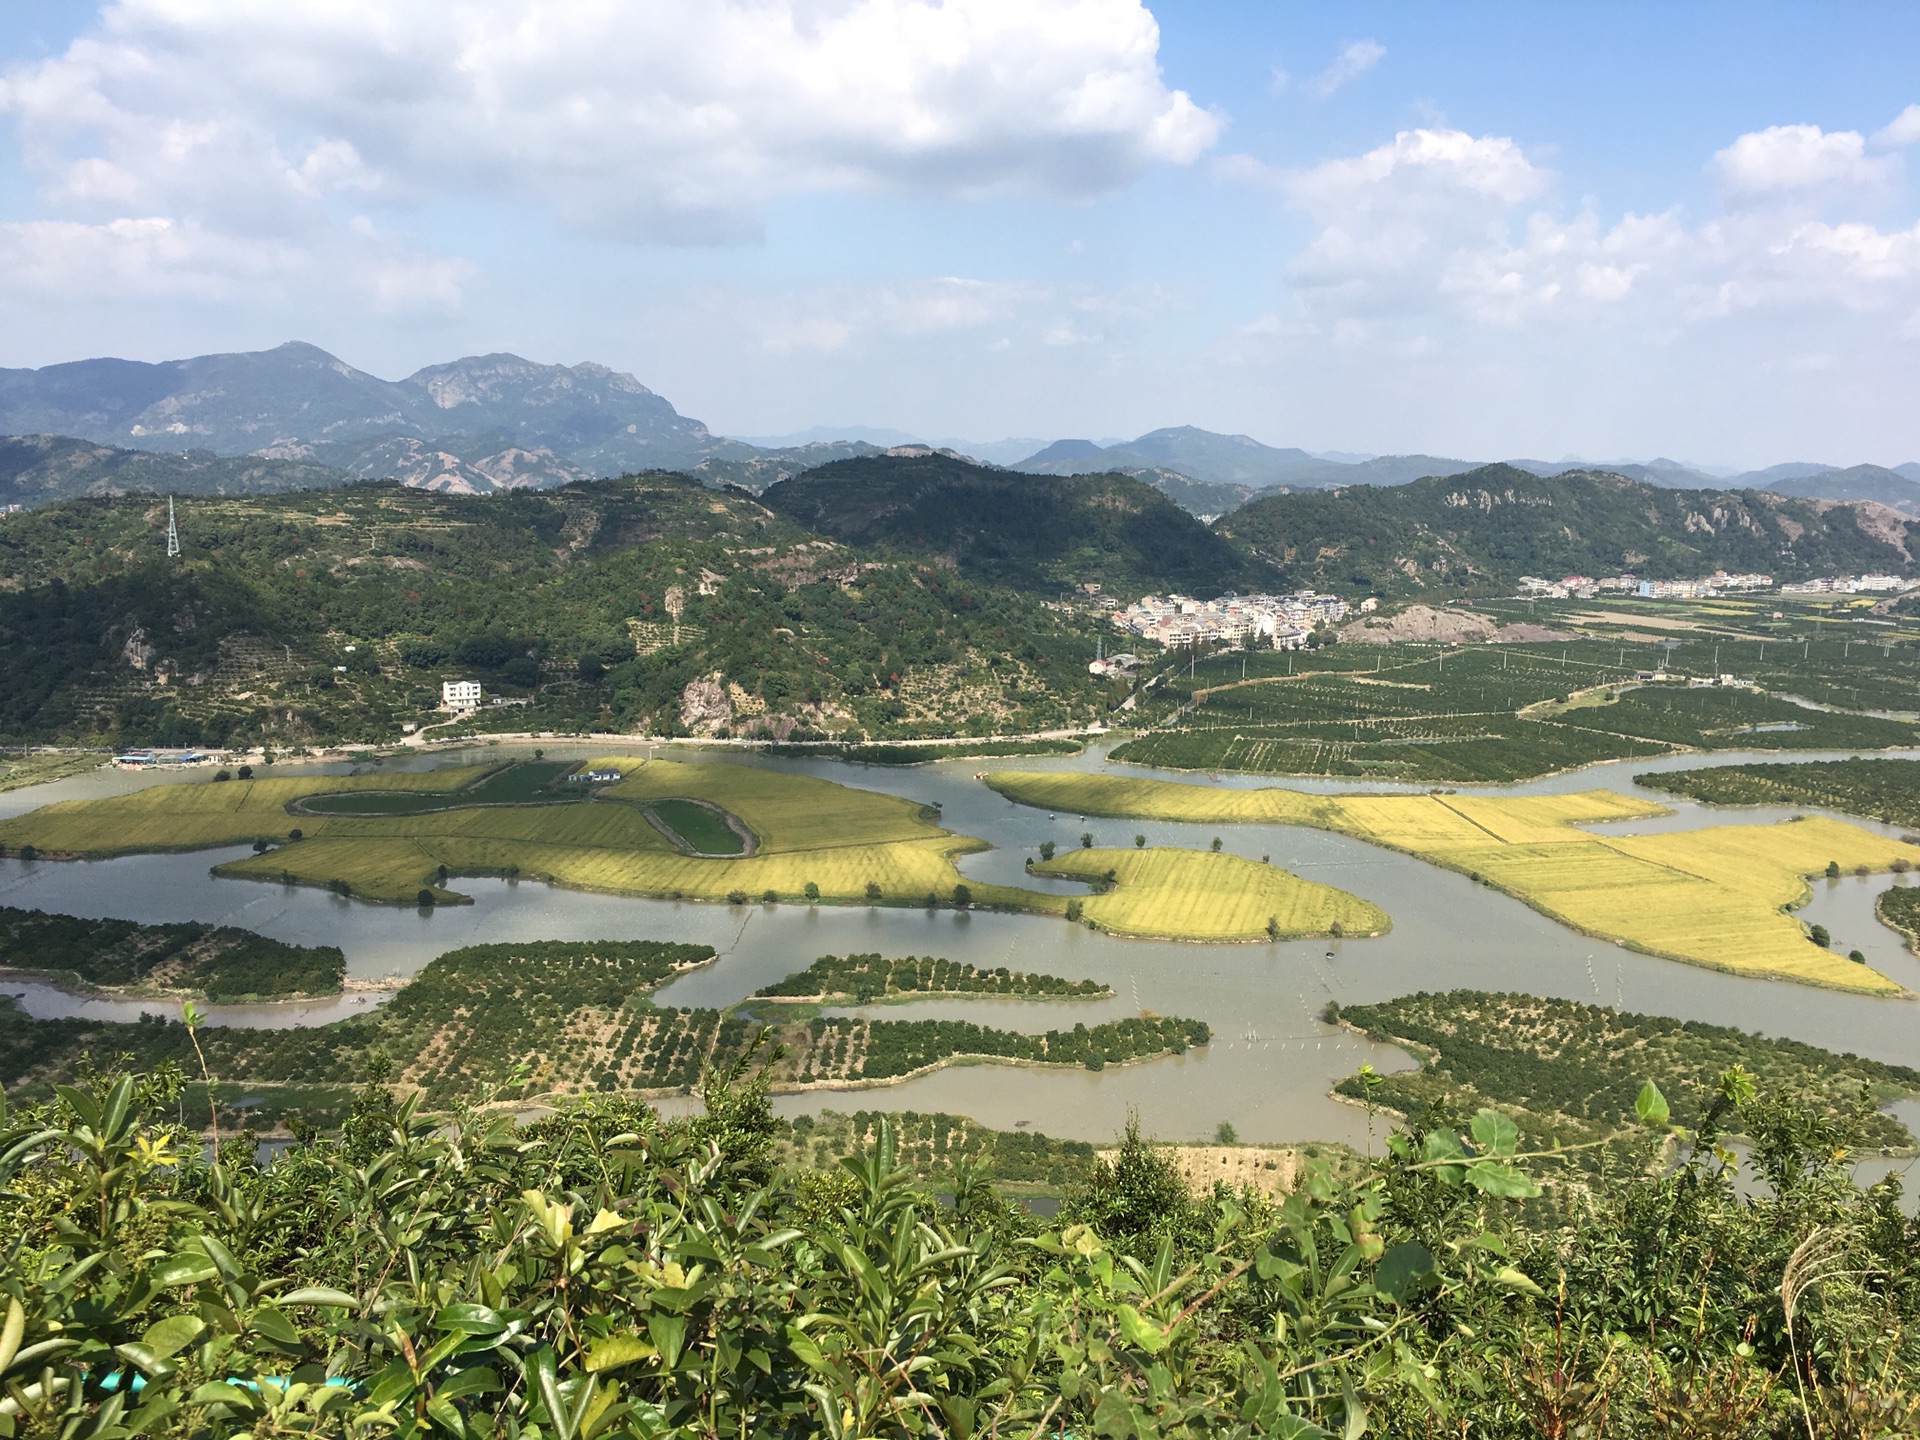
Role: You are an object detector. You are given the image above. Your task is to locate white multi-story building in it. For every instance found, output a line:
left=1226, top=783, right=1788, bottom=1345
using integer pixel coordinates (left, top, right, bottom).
left=1114, top=591, right=1347, bottom=649
left=1637, top=571, right=1775, bottom=599
left=442, top=679, right=483, bottom=711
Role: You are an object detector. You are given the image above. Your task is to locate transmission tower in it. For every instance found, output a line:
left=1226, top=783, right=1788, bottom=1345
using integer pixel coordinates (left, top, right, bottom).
left=166, top=496, right=180, bottom=558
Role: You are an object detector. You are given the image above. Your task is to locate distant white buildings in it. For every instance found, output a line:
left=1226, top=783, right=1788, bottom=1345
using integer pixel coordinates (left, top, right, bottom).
left=1517, top=568, right=1915, bottom=601
left=1779, top=574, right=1917, bottom=596
left=1115, top=592, right=1348, bottom=649
left=442, top=679, right=483, bottom=711
left=1636, top=572, right=1773, bottom=599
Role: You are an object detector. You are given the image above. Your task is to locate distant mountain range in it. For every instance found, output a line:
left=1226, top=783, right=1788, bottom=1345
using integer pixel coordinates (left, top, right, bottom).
left=1216, top=464, right=1916, bottom=596
left=1, top=342, right=1917, bottom=524
left=1013, top=428, right=1479, bottom=492
left=0, top=434, right=350, bottom=508
left=751, top=452, right=1914, bottom=601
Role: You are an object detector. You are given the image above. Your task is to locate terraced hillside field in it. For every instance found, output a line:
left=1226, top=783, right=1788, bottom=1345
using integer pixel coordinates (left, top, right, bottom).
left=987, top=770, right=1911, bottom=993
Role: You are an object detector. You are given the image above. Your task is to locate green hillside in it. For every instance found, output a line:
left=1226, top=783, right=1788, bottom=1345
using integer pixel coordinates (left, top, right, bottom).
left=1, top=433, right=351, bottom=508
left=1216, top=463, right=1916, bottom=596
left=0, top=473, right=1112, bottom=747
left=762, top=452, right=1280, bottom=595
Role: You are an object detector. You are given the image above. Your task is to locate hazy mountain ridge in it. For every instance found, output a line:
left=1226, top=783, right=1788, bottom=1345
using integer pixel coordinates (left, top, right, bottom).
left=4, top=342, right=1919, bottom=517
left=0, top=434, right=354, bottom=507
left=1214, top=463, right=1916, bottom=597
left=1758, top=465, right=1920, bottom=518
left=0, top=342, right=727, bottom=471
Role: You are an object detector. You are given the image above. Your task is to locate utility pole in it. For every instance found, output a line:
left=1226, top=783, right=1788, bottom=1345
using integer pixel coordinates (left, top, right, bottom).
left=166, top=496, right=180, bottom=558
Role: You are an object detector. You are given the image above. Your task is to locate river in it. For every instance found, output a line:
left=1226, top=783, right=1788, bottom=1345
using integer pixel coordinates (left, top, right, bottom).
left=5, top=740, right=1920, bottom=1148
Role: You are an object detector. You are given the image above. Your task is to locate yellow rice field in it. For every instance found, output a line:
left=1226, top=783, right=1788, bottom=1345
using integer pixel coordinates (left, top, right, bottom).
left=0, top=757, right=1380, bottom=939
left=987, top=771, right=1910, bottom=994
left=1037, top=848, right=1388, bottom=942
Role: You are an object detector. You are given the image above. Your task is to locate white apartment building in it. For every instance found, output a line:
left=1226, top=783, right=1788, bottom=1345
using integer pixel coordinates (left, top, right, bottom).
left=442, top=679, right=483, bottom=711
left=1114, top=591, right=1348, bottom=649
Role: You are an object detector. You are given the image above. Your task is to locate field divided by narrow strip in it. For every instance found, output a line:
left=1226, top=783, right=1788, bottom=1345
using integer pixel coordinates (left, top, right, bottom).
left=0, top=756, right=1376, bottom=942
left=986, top=770, right=1910, bottom=993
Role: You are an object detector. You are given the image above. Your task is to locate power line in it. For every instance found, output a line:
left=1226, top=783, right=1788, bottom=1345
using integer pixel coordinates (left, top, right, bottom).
left=165, top=496, right=180, bottom=559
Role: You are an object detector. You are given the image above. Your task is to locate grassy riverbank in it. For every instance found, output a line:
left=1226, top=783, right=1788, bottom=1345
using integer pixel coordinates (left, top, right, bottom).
left=986, top=769, right=1911, bottom=993
left=0, top=750, right=104, bottom=794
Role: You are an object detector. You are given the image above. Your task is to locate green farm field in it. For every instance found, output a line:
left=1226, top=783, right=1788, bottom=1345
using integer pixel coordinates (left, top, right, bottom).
left=646, top=798, right=747, bottom=854
left=0, top=939, right=1211, bottom=1115
left=987, top=770, right=1912, bottom=993
left=1332, top=990, right=1920, bottom=1155
left=1639, top=757, right=1920, bottom=827
left=1120, top=638, right=1920, bottom=781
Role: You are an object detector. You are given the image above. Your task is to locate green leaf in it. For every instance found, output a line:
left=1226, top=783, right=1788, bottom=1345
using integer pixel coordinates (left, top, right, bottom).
left=1493, top=1265, right=1546, bottom=1297
left=149, top=1254, right=218, bottom=1290
left=0, top=1296, right=23, bottom=1376
left=1635, top=1081, right=1670, bottom=1127
left=189, top=1381, right=258, bottom=1409
left=435, top=1366, right=501, bottom=1401
left=139, top=1315, right=207, bottom=1362
left=585, top=1334, right=657, bottom=1373
left=532, top=1347, right=573, bottom=1440
left=1372, top=1242, right=1435, bottom=1302
left=1092, top=1389, right=1136, bottom=1436
left=280, top=1287, right=358, bottom=1309
left=248, top=1306, right=302, bottom=1348
left=1465, top=1160, right=1540, bottom=1199
left=1340, top=1376, right=1370, bottom=1440
left=646, top=1312, right=688, bottom=1370
left=434, top=1303, right=509, bottom=1335
left=1468, top=1109, right=1519, bottom=1156
left=1114, top=1304, right=1171, bottom=1354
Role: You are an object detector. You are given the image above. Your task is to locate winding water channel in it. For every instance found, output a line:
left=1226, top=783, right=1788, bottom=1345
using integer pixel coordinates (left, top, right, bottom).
left=7, top=741, right=1920, bottom=1152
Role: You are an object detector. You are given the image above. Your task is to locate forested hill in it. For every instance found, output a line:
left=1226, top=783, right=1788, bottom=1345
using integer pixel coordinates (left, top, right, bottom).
left=0, top=473, right=1122, bottom=748
left=761, top=452, right=1279, bottom=596
left=2, top=434, right=354, bottom=507
left=1214, top=463, right=1916, bottom=596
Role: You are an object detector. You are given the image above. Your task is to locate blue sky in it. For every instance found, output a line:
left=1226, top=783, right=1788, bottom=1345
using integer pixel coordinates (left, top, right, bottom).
left=1, top=2, right=1918, bottom=466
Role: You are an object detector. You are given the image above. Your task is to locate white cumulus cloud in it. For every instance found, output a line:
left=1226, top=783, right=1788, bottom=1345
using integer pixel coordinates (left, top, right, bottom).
left=0, top=0, right=1220, bottom=245
left=1876, top=104, right=1920, bottom=148
left=1713, top=123, right=1894, bottom=198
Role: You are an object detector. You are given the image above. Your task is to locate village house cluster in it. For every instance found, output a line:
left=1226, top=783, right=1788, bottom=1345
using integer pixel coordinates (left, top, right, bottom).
left=1778, top=574, right=1917, bottom=595
left=1517, top=571, right=1774, bottom=600
left=1516, top=570, right=1913, bottom=600
left=1114, top=592, right=1349, bottom=651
